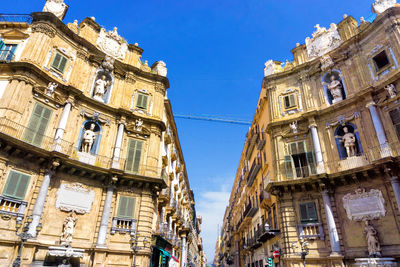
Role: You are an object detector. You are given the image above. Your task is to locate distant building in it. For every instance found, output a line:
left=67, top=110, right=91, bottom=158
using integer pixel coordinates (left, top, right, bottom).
left=216, top=0, right=400, bottom=266
left=0, top=0, right=204, bottom=266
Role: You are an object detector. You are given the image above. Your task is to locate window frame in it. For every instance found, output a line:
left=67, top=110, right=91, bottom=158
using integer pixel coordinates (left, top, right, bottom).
left=23, top=102, right=53, bottom=147
left=298, top=201, right=318, bottom=224
left=135, top=92, right=149, bottom=110
left=125, top=138, right=144, bottom=174
left=283, top=93, right=298, bottom=110
left=116, top=195, right=137, bottom=219
left=372, top=50, right=392, bottom=75
left=50, top=51, right=68, bottom=74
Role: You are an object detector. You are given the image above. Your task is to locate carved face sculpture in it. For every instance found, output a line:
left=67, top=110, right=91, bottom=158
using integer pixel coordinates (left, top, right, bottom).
left=90, top=123, right=95, bottom=131
left=343, top=127, right=348, bottom=133
left=330, top=75, right=336, bottom=81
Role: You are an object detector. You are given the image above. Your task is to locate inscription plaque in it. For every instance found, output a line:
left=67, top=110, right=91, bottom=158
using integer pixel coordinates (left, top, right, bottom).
left=342, top=188, right=386, bottom=221
left=56, top=183, right=95, bottom=214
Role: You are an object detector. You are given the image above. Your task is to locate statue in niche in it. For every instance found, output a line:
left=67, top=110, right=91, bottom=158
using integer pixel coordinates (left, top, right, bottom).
left=385, top=84, right=397, bottom=98
left=135, top=119, right=143, bottom=131
left=81, top=123, right=98, bottom=153
left=322, top=74, right=343, bottom=103
left=340, top=126, right=356, bottom=157
left=61, top=211, right=77, bottom=247
left=364, top=221, right=381, bottom=257
left=289, top=121, right=298, bottom=134
left=93, top=75, right=111, bottom=103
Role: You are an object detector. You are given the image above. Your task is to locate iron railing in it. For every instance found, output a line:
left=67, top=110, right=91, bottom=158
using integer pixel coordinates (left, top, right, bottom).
left=0, top=14, right=32, bottom=24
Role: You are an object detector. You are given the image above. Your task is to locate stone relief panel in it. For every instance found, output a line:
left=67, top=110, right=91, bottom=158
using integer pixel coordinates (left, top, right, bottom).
left=56, top=183, right=95, bottom=214
left=96, top=27, right=128, bottom=60
left=305, top=24, right=342, bottom=61
left=342, top=188, right=386, bottom=221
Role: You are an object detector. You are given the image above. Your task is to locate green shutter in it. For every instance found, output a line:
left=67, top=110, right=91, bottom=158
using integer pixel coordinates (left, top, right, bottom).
left=51, top=53, right=68, bottom=73
left=136, top=93, right=148, bottom=109
left=290, top=143, right=297, bottom=155
left=125, top=139, right=143, bottom=174
left=284, top=155, right=293, bottom=179
left=3, top=170, right=30, bottom=199
left=297, top=141, right=305, bottom=154
left=23, top=103, right=52, bottom=147
left=299, top=203, right=308, bottom=222
left=118, top=196, right=136, bottom=218
left=306, top=152, right=316, bottom=174
left=289, top=94, right=296, bottom=107
left=299, top=202, right=318, bottom=223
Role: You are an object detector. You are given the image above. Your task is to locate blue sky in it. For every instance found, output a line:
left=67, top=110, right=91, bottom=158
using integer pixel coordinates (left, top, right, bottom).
left=4, top=0, right=373, bottom=263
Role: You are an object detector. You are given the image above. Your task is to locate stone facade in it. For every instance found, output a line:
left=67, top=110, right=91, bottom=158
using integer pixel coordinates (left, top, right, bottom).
left=216, top=1, right=400, bottom=267
left=0, top=1, right=204, bottom=266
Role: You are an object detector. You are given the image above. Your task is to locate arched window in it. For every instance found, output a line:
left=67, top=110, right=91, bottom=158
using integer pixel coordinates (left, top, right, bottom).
left=76, top=120, right=102, bottom=155
left=321, top=70, right=347, bottom=105
left=334, top=123, right=363, bottom=159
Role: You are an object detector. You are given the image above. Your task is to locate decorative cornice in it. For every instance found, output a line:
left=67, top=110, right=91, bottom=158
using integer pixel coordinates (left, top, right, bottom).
left=76, top=49, right=89, bottom=61
left=31, top=22, right=56, bottom=38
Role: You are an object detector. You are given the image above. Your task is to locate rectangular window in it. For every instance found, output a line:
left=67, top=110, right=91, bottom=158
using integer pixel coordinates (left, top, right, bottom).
left=283, top=94, right=297, bottom=109
left=3, top=170, right=30, bottom=200
left=117, top=196, right=136, bottom=218
left=299, top=202, right=318, bottom=223
left=389, top=108, right=400, bottom=141
left=373, top=50, right=390, bottom=72
left=0, top=43, right=17, bottom=62
left=285, top=141, right=316, bottom=179
left=135, top=93, right=149, bottom=109
left=125, top=138, right=143, bottom=174
left=51, top=52, right=68, bottom=73
left=23, top=103, right=52, bottom=146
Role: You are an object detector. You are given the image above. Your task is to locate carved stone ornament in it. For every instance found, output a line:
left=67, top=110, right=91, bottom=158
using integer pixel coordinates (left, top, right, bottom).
left=373, top=0, right=397, bottom=14
left=135, top=118, right=143, bottom=131
left=325, top=112, right=360, bottom=128
left=289, top=121, right=298, bottom=134
left=96, top=27, right=128, bottom=60
left=385, top=83, right=397, bottom=98
left=80, top=109, right=111, bottom=125
left=342, top=188, right=386, bottom=221
left=56, top=183, right=95, bottom=214
left=43, top=0, right=69, bottom=20
left=152, top=61, right=167, bottom=77
left=305, top=24, right=342, bottom=61
left=31, top=23, right=56, bottom=38
left=46, top=82, right=58, bottom=96
left=320, top=55, right=334, bottom=71
left=60, top=211, right=77, bottom=246
left=47, top=246, right=84, bottom=258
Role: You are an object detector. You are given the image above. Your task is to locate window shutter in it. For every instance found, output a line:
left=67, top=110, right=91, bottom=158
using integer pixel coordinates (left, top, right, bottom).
left=59, top=56, right=67, bottom=73
left=306, top=152, right=316, bottom=174
left=0, top=39, right=4, bottom=50
left=306, top=202, right=318, bottom=222
left=136, top=93, right=148, bottom=109
left=52, top=53, right=61, bottom=70
left=3, top=171, right=30, bottom=199
left=24, top=103, right=52, bottom=146
left=141, top=95, right=148, bottom=109
left=125, top=139, right=143, bottom=174
left=289, top=94, right=296, bottom=107
left=118, top=196, right=136, bottom=218
left=299, top=203, right=308, bottom=222
left=297, top=141, right=305, bottom=154
left=51, top=53, right=67, bottom=73
left=284, top=96, right=290, bottom=109
left=290, top=143, right=297, bottom=155
left=284, top=155, right=293, bottom=179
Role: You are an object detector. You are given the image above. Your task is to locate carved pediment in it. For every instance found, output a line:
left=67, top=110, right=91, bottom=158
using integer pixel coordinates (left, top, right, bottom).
left=1, top=29, right=29, bottom=39
left=125, top=120, right=150, bottom=136
left=305, top=23, right=342, bottom=61
left=96, top=27, right=128, bottom=60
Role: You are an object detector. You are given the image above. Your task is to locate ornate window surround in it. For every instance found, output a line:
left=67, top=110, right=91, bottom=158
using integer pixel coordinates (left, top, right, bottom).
left=367, top=44, right=398, bottom=82
left=278, top=88, right=303, bottom=116
left=43, top=46, right=76, bottom=82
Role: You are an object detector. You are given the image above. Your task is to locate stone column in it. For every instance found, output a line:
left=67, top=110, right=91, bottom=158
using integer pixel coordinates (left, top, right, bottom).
left=53, top=101, right=72, bottom=152
left=309, top=124, right=325, bottom=173
left=27, top=169, right=54, bottom=237
left=111, top=122, right=125, bottom=169
left=321, top=190, right=341, bottom=255
left=96, top=183, right=116, bottom=247
left=366, top=102, right=390, bottom=156
left=181, top=234, right=187, bottom=267
left=390, top=176, right=400, bottom=213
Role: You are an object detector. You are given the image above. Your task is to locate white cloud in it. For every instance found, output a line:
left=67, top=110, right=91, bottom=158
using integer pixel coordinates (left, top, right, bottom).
left=197, top=186, right=231, bottom=264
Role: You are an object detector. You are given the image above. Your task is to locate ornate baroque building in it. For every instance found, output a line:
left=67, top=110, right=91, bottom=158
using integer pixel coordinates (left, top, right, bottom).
left=0, top=0, right=205, bottom=266
left=216, top=0, right=400, bottom=266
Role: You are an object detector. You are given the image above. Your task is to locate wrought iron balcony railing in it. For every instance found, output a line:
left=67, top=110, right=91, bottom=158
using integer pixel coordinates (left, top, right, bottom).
left=0, top=14, right=32, bottom=24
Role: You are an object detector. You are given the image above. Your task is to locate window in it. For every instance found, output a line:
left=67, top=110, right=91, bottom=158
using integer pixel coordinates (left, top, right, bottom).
left=117, top=196, right=136, bottom=218
left=299, top=202, right=318, bottom=223
left=389, top=108, right=400, bottom=141
left=125, top=138, right=143, bottom=174
left=0, top=41, right=17, bottom=62
left=3, top=170, right=30, bottom=200
left=135, top=93, right=149, bottom=109
left=284, top=141, right=316, bottom=179
left=23, top=103, right=52, bottom=146
left=51, top=52, right=68, bottom=73
left=283, top=94, right=297, bottom=109
left=372, top=50, right=390, bottom=72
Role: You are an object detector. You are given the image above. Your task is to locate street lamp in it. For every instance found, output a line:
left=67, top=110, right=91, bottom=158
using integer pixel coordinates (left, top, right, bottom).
left=291, top=239, right=309, bottom=267
left=13, top=216, right=42, bottom=267
left=130, top=233, right=151, bottom=267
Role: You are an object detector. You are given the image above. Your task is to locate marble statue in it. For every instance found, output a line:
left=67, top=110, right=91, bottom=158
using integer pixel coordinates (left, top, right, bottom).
left=364, top=221, right=381, bottom=257
left=289, top=121, right=298, bottom=134
left=135, top=119, right=143, bottom=131
left=81, top=123, right=97, bottom=153
left=43, top=0, right=68, bottom=20
left=323, top=75, right=343, bottom=103
left=340, top=127, right=356, bottom=157
left=373, top=0, right=397, bottom=14
left=46, top=82, right=58, bottom=96
left=61, top=211, right=77, bottom=246
left=385, top=84, right=397, bottom=98
left=93, top=75, right=110, bottom=102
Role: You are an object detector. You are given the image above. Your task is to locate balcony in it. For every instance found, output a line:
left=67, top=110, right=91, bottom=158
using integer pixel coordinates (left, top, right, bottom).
left=256, top=220, right=280, bottom=243
left=110, top=217, right=137, bottom=235
left=0, top=14, right=32, bottom=24
left=159, top=188, right=170, bottom=204
left=245, top=130, right=259, bottom=159
left=0, top=50, right=14, bottom=63
left=164, top=127, right=172, bottom=144
left=0, top=196, right=27, bottom=221
left=298, top=222, right=324, bottom=240
left=259, top=190, right=271, bottom=208
left=257, top=137, right=266, bottom=150
left=246, top=160, right=261, bottom=187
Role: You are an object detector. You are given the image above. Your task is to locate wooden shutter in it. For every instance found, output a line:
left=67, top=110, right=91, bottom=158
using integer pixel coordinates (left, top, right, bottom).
left=289, top=94, right=296, bottom=107
left=136, top=93, right=148, bottom=109
left=284, top=155, right=293, bottom=178
left=3, top=170, right=30, bottom=199
left=23, top=103, right=52, bottom=146
left=118, top=196, right=136, bottom=218
left=51, top=53, right=67, bottom=73
left=125, top=139, right=143, bottom=174
left=299, top=202, right=318, bottom=223
left=306, top=152, right=316, bottom=174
